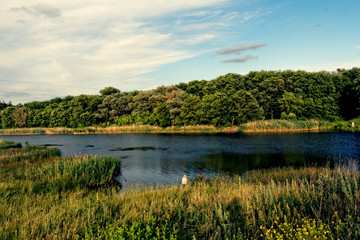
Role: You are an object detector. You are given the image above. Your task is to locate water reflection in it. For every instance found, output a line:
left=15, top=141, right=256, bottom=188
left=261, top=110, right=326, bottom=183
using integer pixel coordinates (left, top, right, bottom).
left=190, top=152, right=328, bottom=175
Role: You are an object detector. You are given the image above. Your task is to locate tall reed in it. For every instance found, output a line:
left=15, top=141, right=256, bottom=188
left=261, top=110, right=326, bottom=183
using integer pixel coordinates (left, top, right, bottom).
left=241, top=119, right=332, bottom=132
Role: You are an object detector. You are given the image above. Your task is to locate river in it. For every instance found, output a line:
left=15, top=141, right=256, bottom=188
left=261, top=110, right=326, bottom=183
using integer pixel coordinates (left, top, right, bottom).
left=1, top=132, right=359, bottom=188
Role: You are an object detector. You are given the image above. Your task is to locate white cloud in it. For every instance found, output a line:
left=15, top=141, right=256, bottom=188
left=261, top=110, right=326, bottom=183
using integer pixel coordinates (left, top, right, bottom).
left=0, top=0, right=230, bottom=103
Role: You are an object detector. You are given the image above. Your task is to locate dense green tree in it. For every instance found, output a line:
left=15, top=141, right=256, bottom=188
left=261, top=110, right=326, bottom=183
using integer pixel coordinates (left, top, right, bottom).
left=259, top=76, right=285, bottom=119
left=0, top=101, right=12, bottom=111
left=1, top=106, right=16, bottom=129
left=13, top=107, right=29, bottom=128
left=278, top=91, right=305, bottom=119
left=198, top=92, right=231, bottom=126
left=100, top=87, right=120, bottom=96
left=180, top=94, right=201, bottom=125
left=151, top=103, right=171, bottom=127
left=96, top=93, right=133, bottom=123
left=229, top=90, right=264, bottom=124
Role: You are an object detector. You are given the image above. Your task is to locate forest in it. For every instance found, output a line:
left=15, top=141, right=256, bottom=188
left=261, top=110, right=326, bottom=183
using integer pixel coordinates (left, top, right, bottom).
left=1, top=68, right=359, bottom=129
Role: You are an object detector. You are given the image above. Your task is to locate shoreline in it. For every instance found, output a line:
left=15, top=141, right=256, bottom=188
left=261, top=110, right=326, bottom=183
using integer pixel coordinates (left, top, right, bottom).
left=0, top=125, right=351, bottom=136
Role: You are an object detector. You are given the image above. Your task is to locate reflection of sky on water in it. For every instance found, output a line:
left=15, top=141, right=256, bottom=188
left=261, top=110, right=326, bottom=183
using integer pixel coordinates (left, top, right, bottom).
left=1, top=132, right=359, bottom=188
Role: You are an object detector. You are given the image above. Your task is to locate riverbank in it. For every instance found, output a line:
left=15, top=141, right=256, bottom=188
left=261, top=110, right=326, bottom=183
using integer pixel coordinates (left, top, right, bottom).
left=1, top=141, right=359, bottom=239
left=1, top=119, right=358, bottom=135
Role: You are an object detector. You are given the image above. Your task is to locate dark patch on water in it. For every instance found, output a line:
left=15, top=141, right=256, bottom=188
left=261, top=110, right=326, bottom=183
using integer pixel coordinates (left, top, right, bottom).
left=110, top=146, right=167, bottom=151
left=40, top=144, right=64, bottom=147
left=85, top=145, right=95, bottom=148
left=189, top=152, right=330, bottom=175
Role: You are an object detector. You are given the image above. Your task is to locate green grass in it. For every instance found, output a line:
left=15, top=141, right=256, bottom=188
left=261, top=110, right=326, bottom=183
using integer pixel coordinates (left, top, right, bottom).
left=1, top=119, right=359, bottom=135
left=0, top=144, right=61, bottom=164
left=0, top=140, right=22, bottom=149
left=333, top=117, right=360, bottom=132
left=1, top=140, right=359, bottom=240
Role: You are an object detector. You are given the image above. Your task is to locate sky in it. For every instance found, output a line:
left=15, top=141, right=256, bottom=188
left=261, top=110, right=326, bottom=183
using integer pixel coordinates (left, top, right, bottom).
left=0, top=0, right=359, bottom=104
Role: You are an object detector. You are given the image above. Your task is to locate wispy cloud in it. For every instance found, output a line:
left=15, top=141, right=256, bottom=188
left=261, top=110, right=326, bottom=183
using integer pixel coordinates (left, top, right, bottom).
left=310, top=24, right=322, bottom=28
left=1, top=0, right=233, bottom=103
left=216, top=43, right=267, bottom=55
left=301, top=22, right=322, bottom=29
left=11, top=3, right=61, bottom=18
left=222, top=55, right=258, bottom=63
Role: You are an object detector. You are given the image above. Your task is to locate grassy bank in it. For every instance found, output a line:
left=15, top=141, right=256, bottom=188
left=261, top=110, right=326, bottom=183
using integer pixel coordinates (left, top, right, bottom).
left=0, top=119, right=353, bottom=136
left=0, top=124, right=223, bottom=135
left=1, top=141, right=359, bottom=239
left=332, top=117, right=360, bottom=132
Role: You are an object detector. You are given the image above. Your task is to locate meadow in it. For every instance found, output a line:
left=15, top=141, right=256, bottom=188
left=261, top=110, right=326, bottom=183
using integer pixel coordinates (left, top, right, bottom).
left=0, top=141, right=359, bottom=239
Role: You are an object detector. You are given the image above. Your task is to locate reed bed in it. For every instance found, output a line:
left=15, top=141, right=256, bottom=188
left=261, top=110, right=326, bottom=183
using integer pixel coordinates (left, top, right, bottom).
left=241, top=119, right=332, bottom=133
left=0, top=125, right=223, bottom=135
left=163, top=125, right=221, bottom=133
left=2, top=120, right=358, bottom=136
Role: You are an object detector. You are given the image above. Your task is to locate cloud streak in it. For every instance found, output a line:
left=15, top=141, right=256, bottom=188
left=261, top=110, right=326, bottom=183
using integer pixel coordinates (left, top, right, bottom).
left=216, top=43, right=267, bottom=55
left=222, top=55, right=258, bottom=63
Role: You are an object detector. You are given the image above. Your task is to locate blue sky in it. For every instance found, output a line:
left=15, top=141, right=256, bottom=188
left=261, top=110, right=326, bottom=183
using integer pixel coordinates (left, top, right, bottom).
left=0, top=0, right=359, bottom=104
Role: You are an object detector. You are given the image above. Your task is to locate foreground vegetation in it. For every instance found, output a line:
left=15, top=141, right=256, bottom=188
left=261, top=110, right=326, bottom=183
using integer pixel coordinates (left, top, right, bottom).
left=1, top=141, right=359, bottom=239
left=1, top=68, right=360, bottom=130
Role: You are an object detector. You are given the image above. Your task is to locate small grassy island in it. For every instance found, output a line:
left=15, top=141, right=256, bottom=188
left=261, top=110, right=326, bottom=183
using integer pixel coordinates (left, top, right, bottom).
left=1, top=140, right=359, bottom=239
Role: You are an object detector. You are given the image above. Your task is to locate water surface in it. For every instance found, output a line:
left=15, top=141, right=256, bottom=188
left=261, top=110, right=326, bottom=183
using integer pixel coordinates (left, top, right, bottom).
left=1, top=132, right=359, bottom=187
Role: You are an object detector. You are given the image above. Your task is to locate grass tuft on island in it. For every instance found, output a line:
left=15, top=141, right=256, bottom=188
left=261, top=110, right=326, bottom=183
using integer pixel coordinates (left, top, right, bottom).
left=1, top=141, right=360, bottom=239
left=1, top=119, right=356, bottom=136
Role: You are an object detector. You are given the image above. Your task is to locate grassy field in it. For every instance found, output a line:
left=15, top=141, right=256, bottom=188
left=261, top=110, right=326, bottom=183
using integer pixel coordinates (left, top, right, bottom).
left=1, top=141, right=359, bottom=239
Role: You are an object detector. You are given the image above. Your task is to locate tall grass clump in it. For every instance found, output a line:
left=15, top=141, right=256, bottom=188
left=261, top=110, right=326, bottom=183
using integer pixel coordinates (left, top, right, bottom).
left=0, top=140, right=22, bottom=149
left=0, top=144, right=61, bottom=164
left=20, top=156, right=121, bottom=194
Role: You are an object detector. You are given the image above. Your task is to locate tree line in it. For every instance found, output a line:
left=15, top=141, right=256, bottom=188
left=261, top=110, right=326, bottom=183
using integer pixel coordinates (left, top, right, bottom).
left=1, top=68, right=359, bottom=129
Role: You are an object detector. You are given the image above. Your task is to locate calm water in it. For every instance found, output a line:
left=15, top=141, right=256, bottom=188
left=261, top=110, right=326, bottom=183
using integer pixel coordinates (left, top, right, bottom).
left=1, top=132, right=360, bottom=188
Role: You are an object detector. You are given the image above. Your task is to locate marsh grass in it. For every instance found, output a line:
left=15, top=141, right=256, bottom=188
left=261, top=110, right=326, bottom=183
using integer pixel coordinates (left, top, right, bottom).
left=0, top=125, right=223, bottom=135
left=0, top=140, right=22, bottom=149
left=0, top=145, right=61, bottom=164
left=1, top=120, right=357, bottom=136
left=1, top=147, right=360, bottom=240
